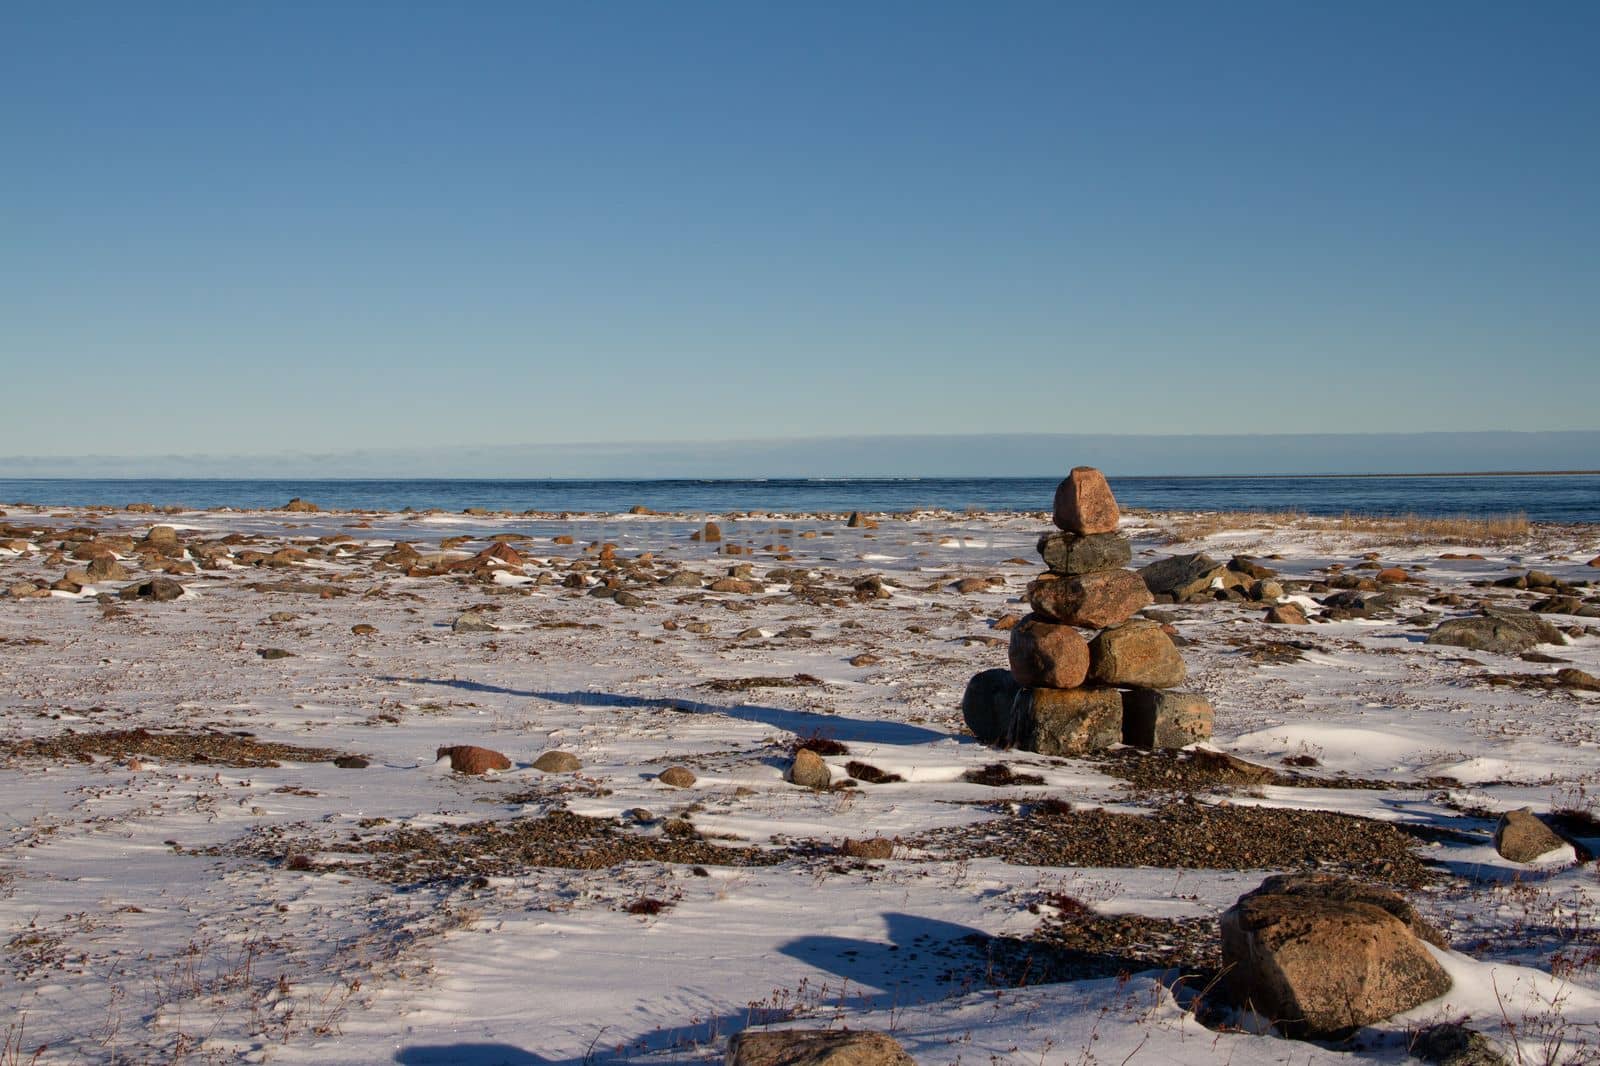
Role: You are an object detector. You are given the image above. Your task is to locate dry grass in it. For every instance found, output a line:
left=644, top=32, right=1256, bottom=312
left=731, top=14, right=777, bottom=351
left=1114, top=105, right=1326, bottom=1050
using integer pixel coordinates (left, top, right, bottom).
left=1161, top=509, right=1530, bottom=545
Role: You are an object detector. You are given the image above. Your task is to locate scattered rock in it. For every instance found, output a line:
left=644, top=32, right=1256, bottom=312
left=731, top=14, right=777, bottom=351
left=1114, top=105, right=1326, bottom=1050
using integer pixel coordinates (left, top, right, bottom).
left=1138, top=553, right=1227, bottom=601
left=1265, top=603, right=1309, bottom=625
left=1493, top=808, right=1568, bottom=863
left=118, top=578, right=185, bottom=602
left=351, top=623, right=378, bottom=635
left=283, top=498, right=320, bottom=512
left=727, top=1030, right=913, bottom=1066
left=1555, top=667, right=1600, bottom=691
left=787, top=748, right=831, bottom=790
left=333, top=755, right=370, bottom=769
left=1411, top=1022, right=1509, bottom=1066
left=256, top=647, right=294, bottom=660
left=1427, top=609, right=1566, bottom=655
left=85, top=557, right=131, bottom=582
left=1051, top=467, right=1120, bottom=534
left=532, top=750, right=581, bottom=773
left=1220, top=875, right=1452, bottom=1037
left=1007, top=614, right=1090, bottom=689
left=657, top=766, right=697, bottom=788
left=452, top=611, right=497, bottom=633
left=438, top=745, right=513, bottom=774
left=848, top=653, right=881, bottom=667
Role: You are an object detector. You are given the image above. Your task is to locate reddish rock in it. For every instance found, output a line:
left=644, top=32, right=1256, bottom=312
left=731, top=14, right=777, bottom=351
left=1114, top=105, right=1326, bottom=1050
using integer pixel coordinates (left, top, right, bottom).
left=437, top=744, right=512, bottom=774
left=1265, top=603, right=1309, bottom=625
left=1051, top=467, right=1120, bottom=535
left=1027, top=570, right=1152, bottom=629
left=1376, top=567, right=1410, bottom=584
left=1007, top=614, right=1090, bottom=689
left=475, top=542, right=525, bottom=566
left=1088, top=620, right=1185, bottom=688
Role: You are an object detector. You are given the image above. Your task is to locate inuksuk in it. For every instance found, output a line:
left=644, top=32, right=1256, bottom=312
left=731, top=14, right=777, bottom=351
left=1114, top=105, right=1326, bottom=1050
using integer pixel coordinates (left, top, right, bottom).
left=961, top=467, right=1213, bottom=754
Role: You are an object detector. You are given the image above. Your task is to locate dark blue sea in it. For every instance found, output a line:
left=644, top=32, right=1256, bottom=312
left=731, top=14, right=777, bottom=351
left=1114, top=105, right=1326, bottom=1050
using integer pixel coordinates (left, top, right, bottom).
left=0, top=476, right=1596, bottom=522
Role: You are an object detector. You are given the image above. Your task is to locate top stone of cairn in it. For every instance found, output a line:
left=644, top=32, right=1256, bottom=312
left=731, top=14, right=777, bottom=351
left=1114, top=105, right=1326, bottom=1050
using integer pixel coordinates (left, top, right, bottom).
left=1052, top=466, right=1120, bottom=535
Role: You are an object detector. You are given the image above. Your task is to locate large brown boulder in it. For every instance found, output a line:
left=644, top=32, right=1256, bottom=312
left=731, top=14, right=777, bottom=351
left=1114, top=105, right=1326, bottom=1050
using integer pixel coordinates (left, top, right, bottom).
left=1036, top=531, right=1131, bottom=575
left=962, top=668, right=1021, bottom=745
left=1014, top=686, right=1122, bottom=755
left=1493, top=808, right=1568, bottom=863
left=727, top=1030, right=913, bottom=1066
left=1120, top=689, right=1213, bottom=748
left=1051, top=467, right=1120, bottom=535
left=1088, top=620, right=1185, bottom=688
left=1008, top=614, right=1090, bottom=689
left=1027, top=570, right=1152, bottom=629
left=1221, top=877, right=1452, bottom=1037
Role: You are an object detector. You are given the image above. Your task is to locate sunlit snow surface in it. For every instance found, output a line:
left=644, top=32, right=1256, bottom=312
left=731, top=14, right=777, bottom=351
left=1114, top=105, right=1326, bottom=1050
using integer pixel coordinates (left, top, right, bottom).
left=1, top=505, right=1597, bottom=1063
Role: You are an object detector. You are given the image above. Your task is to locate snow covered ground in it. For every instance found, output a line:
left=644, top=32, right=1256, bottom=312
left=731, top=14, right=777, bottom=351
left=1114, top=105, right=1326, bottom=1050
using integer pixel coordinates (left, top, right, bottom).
left=1, top=504, right=1597, bottom=1064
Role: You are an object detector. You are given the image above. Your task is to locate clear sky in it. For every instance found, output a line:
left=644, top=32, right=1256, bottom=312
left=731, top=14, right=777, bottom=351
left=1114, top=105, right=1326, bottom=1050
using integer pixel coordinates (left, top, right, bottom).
left=3, top=2, right=1597, bottom=471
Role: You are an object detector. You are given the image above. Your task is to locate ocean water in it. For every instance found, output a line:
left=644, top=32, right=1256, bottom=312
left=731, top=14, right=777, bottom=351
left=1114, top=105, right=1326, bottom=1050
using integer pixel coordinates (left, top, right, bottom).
left=0, top=476, right=1596, bottom=522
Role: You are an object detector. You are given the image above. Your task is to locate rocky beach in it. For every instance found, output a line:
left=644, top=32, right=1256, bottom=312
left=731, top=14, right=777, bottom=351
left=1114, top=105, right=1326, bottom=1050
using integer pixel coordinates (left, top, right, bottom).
left=2, top=481, right=1598, bottom=1064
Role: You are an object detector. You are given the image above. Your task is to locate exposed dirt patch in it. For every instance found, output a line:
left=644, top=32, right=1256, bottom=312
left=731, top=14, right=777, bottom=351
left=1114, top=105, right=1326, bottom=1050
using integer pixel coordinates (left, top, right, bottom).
left=229, top=809, right=790, bottom=885
left=1094, top=748, right=1396, bottom=793
left=919, top=799, right=1435, bottom=885
left=1, top=728, right=348, bottom=768
left=700, top=674, right=824, bottom=692
left=844, top=760, right=904, bottom=784
left=963, top=763, right=1046, bottom=787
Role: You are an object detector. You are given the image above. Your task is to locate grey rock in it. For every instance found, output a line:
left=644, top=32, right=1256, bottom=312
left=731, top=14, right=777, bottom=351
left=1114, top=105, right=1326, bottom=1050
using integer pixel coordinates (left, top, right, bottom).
left=1035, top=531, right=1132, bottom=575
left=1427, top=609, right=1566, bottom=655
left=1138, top=553, right=1226, bottom=601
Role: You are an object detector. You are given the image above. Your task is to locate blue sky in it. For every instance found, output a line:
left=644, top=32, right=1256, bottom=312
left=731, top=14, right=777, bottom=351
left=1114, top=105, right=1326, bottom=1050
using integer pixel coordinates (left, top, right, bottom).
left=3, top=2, right=1597, bottom=473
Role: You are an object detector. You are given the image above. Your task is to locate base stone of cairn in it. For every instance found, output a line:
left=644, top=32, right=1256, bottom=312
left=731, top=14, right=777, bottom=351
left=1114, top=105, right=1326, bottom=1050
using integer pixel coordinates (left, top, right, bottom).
left=961, top=466, right=1212, bottom=753
left=1014, top=685, right=1124, bottom=755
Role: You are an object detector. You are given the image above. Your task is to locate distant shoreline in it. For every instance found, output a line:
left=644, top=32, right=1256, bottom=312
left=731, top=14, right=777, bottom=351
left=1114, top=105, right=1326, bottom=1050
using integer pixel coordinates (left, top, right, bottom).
left=1, top=470, right=1598, bottom=482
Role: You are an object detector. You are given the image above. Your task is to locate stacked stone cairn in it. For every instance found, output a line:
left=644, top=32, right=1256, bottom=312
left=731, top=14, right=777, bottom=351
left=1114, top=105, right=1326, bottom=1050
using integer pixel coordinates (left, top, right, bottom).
left=962, top=467, right=1213, bottom=754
